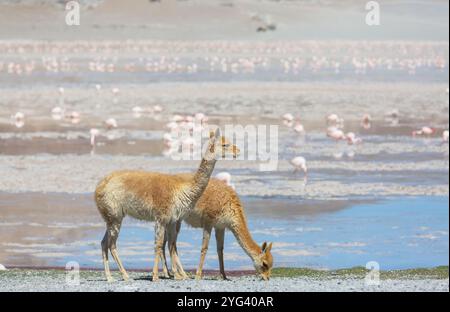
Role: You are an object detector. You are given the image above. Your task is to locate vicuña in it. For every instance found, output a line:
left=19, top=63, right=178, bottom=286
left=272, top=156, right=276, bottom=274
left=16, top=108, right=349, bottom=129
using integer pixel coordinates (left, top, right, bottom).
left=161, top=176, right=274, bottom=281
left=95, top=128, right=239, bottom=282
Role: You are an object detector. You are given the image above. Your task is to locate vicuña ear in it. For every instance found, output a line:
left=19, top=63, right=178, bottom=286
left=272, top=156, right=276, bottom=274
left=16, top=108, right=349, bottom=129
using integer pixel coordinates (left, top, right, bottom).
left=209, top=128, right=221, bottom=139
left=266, top=242, right=273, bottom=253
left=261, top=241, right=268, bottom=252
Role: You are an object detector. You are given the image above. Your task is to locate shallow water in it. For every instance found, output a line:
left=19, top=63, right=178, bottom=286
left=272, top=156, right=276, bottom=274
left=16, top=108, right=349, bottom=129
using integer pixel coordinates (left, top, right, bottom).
left=0, top=39, right=448, bottom=272
left=0, top=193, right=447, bottom=271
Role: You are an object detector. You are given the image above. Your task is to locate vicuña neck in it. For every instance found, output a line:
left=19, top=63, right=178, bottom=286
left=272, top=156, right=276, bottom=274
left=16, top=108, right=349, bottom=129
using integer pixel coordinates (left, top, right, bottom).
left=231, top=212, right=262, bottom=261
left=189, top=156, right=217, bottom=202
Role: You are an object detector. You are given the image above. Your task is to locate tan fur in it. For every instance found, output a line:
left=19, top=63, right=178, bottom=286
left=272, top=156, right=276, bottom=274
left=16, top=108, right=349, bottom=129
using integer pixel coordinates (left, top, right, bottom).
left=162, top=177, right=274, bottom=281
left=95, top=129, right=239, bottom=282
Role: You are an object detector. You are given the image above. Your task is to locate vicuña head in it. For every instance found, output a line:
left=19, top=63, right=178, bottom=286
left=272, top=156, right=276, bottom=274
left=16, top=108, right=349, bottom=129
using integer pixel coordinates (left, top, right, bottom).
left=204, top=128, right=240, bottom=160
left=254, top=242, right=273, bottom=281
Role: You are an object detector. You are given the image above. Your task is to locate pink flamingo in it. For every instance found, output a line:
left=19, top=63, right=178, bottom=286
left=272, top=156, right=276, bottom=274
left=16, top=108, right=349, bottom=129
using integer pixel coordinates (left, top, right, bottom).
left=282, top=113, right=294, bottom=127
left=327, top=127, right=346, bottom=141
left=327, top=114, right=340, bottom=125
left=412, top=127, right=435, bottom=138
left=90, top=128, right=100, bottom=147
left=293, top=121, right=305, bottom=135
left=290, top=156, right=308, bottom=177
left=346, top=132, right=362, bottom=145
left=132, top=106, right=143, bottom=118
left=215, top=172, right=235, bottom=190
left=51, top=107, right=64, bottom=120
left=361, top=114, right=372, bottom=129
left=12, top=112, right=25, bottom=128
left=104, top=118, right=118, bottom=130
left=442, top=130, right=449, bottom=143
left=66, top=111, right=80, bottom=124
left=153, top=105, right=163, bottom=113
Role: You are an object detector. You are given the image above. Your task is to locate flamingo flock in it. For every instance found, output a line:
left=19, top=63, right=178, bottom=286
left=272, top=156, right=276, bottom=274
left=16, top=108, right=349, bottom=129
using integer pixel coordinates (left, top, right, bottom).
left=284, top=110, right=448, bottom=176
left=2, top=40, right=448, bottom=193
left=0, top=41, right=447, bottom=78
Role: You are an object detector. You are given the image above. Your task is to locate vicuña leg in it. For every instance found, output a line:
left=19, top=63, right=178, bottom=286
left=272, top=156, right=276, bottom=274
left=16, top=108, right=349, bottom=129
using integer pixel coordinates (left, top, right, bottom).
left=101, top=230, right=113, bottom=282
left=160, top=233, right=171, bottom=279
left=195, top=226, right=212, bottom=280
left=173, top=220, right=189, bottom=279
left=152, top=221, right=165, bottom=281
left=215, top=228, right=228, bottom=280
left=168, top=222, right=188, bottom=280
left=108, top=222, right=129, bottom=281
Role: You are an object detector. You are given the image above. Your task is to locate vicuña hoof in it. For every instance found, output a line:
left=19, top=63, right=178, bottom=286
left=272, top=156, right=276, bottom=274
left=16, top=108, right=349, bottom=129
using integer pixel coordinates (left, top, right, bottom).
left=152, top=274, right=160, bottom=282
left=174, top=273, right=188, bottom=280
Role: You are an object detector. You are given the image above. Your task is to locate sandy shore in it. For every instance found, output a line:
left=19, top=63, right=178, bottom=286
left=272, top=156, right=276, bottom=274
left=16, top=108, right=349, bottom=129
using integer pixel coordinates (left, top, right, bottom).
left=0, top=269, right=448, bottom=292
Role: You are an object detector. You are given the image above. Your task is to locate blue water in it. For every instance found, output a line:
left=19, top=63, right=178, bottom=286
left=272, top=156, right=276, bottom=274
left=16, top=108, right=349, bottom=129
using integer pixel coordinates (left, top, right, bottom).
left=68, top=196, right=448, bottom=271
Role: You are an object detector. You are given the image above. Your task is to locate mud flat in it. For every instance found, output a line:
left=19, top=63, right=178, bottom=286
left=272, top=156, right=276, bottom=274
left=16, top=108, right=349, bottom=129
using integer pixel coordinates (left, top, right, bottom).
left=0, top=154, right=447, bottom=198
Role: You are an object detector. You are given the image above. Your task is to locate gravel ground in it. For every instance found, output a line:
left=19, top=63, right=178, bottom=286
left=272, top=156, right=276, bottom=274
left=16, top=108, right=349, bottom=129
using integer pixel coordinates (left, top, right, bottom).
left=0, top=270, right=448, bottom=292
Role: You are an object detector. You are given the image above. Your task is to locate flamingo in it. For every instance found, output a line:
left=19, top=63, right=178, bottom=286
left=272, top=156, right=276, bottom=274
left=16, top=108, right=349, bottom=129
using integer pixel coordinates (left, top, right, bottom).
left=12, top=112, right=25, bottom=128
left=443, top=130, right=449, bottom=143
left=346, top=150, right=356, bottom=159
left=11, top=110, right=24, bottom=127
left=194, top=112, right=208, bottom=125
left=171, top=114, right=184, bottom=123
left=112, top=87, right=120, bottom=96
left=327, top=114, right=340, bottom=125
left=327, top=127, right=346, bottom=141
left=282, top=113, right=294, bottom=122
left=153, top=105, right=163, bottom=113
left=166, top=121, right=179, bottom=132
left=282, top=113, right=294, bottom=127
left=385, top=109, right=399, bottom=125
left=132, top=106, right=143, bottom=118
left=412, top=127, right=435, bottom=138
left=293, top=122, right=305, bottom=134
left=181, top=137, right=196, bottom=153
left=66, top=111, right=80, bottom=124
left=346, top=132, right=362, bottom=145
left=163, top=132, right=179, bottom=149
left=290, top=156, right=308, bottom=176
left=51, top=107, right=64, bottom=120
left=361, top=114, right=372, bottom=129
left=90, top=128, right=100, bottom=147
left=215, top=172, right=235, bottom=190
left=104, top=118, right=118, bottom=130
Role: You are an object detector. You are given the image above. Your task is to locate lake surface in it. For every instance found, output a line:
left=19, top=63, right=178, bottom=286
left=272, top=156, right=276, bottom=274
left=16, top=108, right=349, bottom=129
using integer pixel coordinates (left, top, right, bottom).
left=0, top=194, right=447, bottom=271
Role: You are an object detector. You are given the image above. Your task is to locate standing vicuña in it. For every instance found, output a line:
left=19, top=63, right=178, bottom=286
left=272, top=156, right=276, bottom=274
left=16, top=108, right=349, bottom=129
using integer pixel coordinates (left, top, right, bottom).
left=95, top=129, right=239, bottom=282
left=161, top=177, right=274, bottom=281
